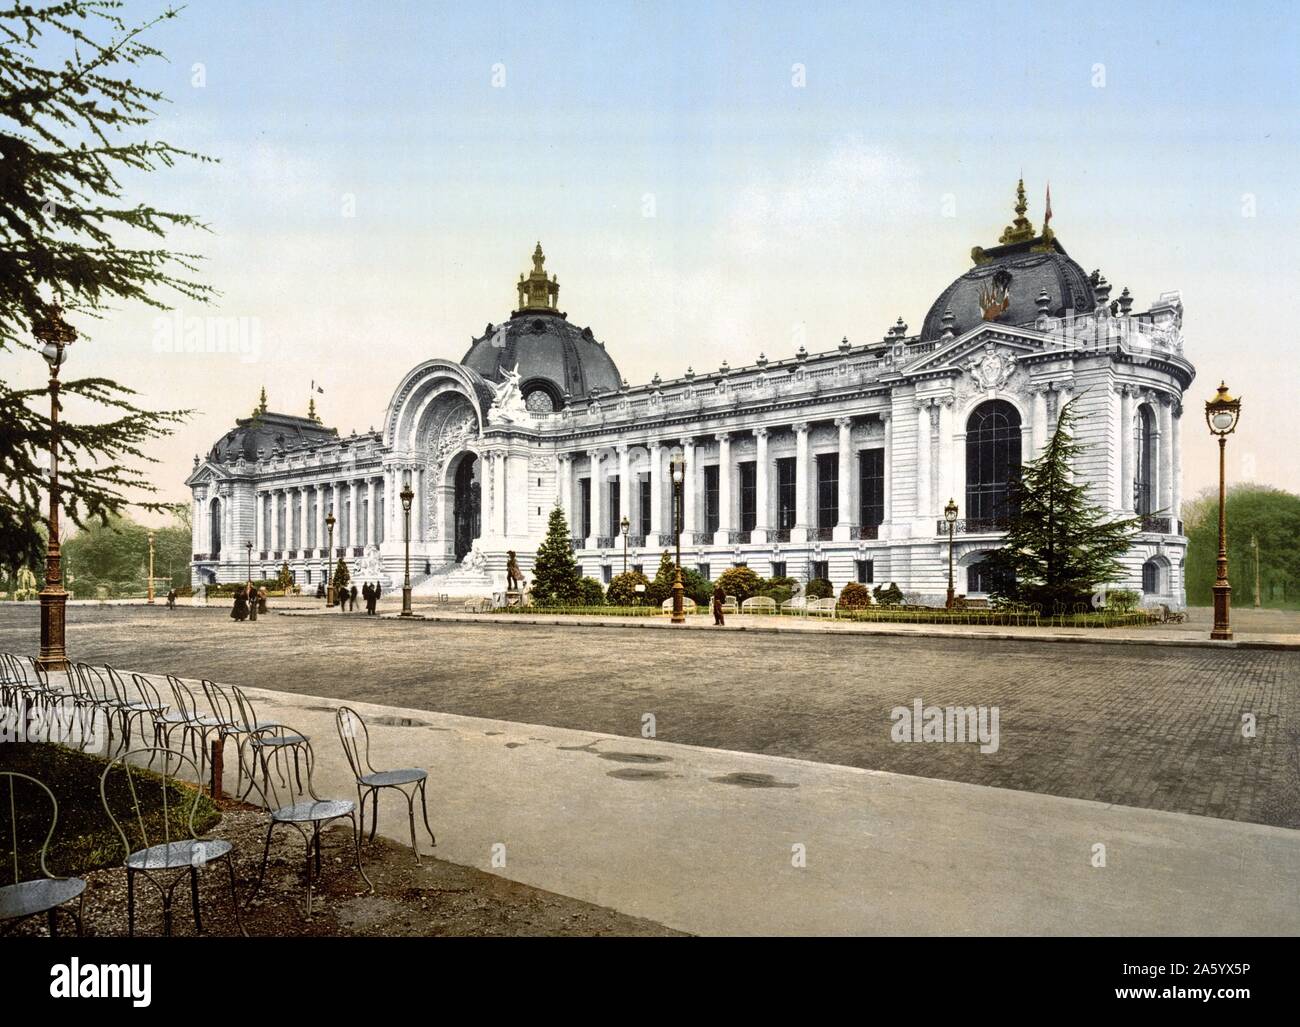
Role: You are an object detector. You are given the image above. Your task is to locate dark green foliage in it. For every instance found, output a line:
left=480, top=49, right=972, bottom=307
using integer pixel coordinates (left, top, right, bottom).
left=531, top=506, right=583, bottom=606
left=331, top=557, right=350, bottom=595
left=578, top=577, right=605, bottom=606
left=605, top=570, right=650, bottom=606
left=837, top=582, right=873, bottom=609
left=1183, top=484, right=1300, bottom=607
left=277, top=561, right=293, bottom=591
left=873, top=582, right=904, bottom=606
left=805, top=577, right=834, bottom=600
left=982, top=396, right=1140, bottom=609
left=646, top=551, right=676, bottom=606
left=754, top=575, right=799, bottom=606
left=60, top=505, right=190, bottom=596
left=0, top=2, right=212, bottom=575
left=714, top=566, right=762, bottom=602
left=1105, top=588, right=1140, bottom=612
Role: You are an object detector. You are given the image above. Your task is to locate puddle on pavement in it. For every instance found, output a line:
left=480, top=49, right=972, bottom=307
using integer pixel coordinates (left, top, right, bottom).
left=484, top=731, right=504, bottom=736
left=369, top=716, right=430, bottom=728
left=709, top=772, right=798, bottom=789
left=505, top=742, right=525, bottom=749
left=606, top=768, right=672, bottom=781
left=597, top=752, right=671, bottom=765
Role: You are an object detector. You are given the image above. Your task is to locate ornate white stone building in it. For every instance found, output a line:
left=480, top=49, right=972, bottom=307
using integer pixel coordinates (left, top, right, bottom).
left=187, top=186, right=1195, bottom=606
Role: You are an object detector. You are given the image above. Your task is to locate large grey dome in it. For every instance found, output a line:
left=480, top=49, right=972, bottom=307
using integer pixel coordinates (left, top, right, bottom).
left=459, top=244, right=621, bottom=408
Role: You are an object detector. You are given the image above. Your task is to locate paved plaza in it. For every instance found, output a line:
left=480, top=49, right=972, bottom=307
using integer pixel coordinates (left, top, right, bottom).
left=3, top=603, right=1297, bottom=830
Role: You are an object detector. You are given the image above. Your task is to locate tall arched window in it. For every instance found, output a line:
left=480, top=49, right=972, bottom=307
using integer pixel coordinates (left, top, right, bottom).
left=209, top=498, right=222, bottom=557
left=965, top=400, right=1022, bottom=526
left=1134, top=404, right=1156, bottom=515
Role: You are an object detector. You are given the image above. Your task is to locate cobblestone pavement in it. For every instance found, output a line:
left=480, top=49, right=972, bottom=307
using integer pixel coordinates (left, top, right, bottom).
left=3, top=604, right=1297, bottom=829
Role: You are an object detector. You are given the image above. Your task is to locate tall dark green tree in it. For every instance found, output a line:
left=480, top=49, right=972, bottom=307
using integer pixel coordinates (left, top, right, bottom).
left=983, top=396, right=1141, bottom=609
left=530, top=505, right=582, bottom=606
left=1, top=2, right=212, bottom=575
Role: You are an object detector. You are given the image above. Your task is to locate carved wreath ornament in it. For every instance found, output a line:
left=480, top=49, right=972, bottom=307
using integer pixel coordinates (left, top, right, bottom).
left=966, top=344, right=1016, bottom=392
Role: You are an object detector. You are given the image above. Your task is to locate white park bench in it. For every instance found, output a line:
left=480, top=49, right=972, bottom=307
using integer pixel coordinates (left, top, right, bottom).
left=660, top=597, right=697, bottom=614
left=741, top=596, right=777, bottom=615
left=780, top=597, right=808, bottom=615
left=808, top=597, right=838, bottom=617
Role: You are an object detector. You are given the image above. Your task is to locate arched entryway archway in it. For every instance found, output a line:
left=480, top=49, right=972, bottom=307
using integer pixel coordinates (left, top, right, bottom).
left=453, top=453, right=481, bottom=562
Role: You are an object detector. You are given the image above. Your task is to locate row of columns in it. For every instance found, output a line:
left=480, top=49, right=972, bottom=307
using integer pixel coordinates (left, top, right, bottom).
left=557, top=416, right=892, bottom=548
left=254, top=477, right=386, bottom=553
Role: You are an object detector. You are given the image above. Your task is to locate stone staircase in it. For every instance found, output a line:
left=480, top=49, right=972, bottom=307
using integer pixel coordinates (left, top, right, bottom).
left=411, top=559, right=494, bottom=597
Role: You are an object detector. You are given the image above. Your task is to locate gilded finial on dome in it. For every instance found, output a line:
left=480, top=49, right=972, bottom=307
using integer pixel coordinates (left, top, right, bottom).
left=998, top=178, right=1035, bottom=245
left=516, top=242, right=560, bottom=312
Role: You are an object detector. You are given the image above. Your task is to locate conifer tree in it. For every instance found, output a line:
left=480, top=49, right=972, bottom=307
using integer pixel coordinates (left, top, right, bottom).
left=982, top=396, right=1141, bottom=609
left=331, top=557, right=350, bottom=598
left=530, top=505, right=582, bottom=605
left=1, top=3, right=213, bottom=574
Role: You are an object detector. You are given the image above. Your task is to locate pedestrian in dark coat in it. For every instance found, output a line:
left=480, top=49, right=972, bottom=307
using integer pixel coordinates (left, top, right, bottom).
left=712, top=585, right=726, bottom=626
left=371, top=582, right=381, bottom=614
left=232, top=589, right=248, bottom=622
left=350, top=584, right=358, bottom=611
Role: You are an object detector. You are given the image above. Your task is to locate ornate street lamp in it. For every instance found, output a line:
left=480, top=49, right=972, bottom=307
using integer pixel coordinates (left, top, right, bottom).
left=1205, top=381, right=1241, bottom=640
left=147, top=530, right=156, bottom=605
left=620, top=514, right=630, bottom=575
left=944, top=497, right=959, bottom=609
left=325, top=509, right=336, bottom=605
left=34, top=303, right=75, bottom=672
left=1251, top=534, right=1261, bottom=609
left=670, top=448, right=686, bottom=624
left=400, top=471, right=414, bottom=617
left=245, top=539, right=257, bottom=621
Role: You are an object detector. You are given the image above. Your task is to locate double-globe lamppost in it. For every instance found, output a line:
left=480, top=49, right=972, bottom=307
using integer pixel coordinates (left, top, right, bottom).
left=147, top=530, right=156, bottom=605
left=620, top=514, right=630, bottom=575
left=669, top=449, right=686, bottom=624
left=944, top=497, right=959, bottom=609
left=35, top=304, right=75, bottom=672
left=325, top=510, right=336, bottom=605
left=1205, top=381, right=1241, bottom=641
left=245, top=538, right=257, bottom=621
left=400, top=471, right=414, bottom=617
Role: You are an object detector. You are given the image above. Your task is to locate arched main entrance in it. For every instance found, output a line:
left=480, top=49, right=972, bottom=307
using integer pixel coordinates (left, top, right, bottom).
left=453, top=454, right=480, bottom=562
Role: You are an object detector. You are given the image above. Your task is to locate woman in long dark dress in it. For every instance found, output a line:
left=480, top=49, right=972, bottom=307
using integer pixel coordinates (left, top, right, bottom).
left=232, top=588, right=249, bottom=622
left=712, top=585, right=726, bottom=627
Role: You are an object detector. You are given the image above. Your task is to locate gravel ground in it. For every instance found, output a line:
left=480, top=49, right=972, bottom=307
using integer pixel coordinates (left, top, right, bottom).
left=8, top=796, right=682, bottom=938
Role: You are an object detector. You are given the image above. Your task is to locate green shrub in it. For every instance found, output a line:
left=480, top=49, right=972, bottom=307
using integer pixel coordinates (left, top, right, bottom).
left=606, top=570, right=650, bottom=606
left=1106, top=588, right=1140, bottom=612
left=873, top=581, right=904, bottom=606
left=837, top=582, right=873, bottom=609
left=714, top=566, right=762, bottom=603
left=578, top=577, right=605, bottom=606
left=805, top=577, right=834, bottom=600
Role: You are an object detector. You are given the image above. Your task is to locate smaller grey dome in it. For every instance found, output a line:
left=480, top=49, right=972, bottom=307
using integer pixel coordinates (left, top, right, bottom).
left=207, top=412, right=336, bottom=464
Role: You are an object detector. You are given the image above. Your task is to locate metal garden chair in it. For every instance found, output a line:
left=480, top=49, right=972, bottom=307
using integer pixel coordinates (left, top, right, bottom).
left=70, top=663, right=120, bottom=753
left=335, top=705, right=436, bottom=864
left=100, top=747, right=244, bottom=937
left=231, top=685, right=307, bottom=801
left=0, top=772, right=85, bottom=937
left=162, top=676, right=224, bottom=790
left=242, top=724, right=372, bottom=917
left=105, top=665, right=166, bottom=752
left=200, top=679, right=281, bottom=799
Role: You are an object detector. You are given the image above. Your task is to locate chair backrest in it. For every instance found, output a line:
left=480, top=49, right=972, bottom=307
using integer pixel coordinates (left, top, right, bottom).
left=104, top=665, right=133, bottom=705
left=0, top=652, right=19, bottom=686
left=200, top=679, right=237, bottom=727
left=231, top=685, right=262, bottom=732
left=241, top=725, right=322, bottom=812
left=25, top=656, right=49, bottom=692
left=334, top=706, right=373, bottom=781
left=131, top=673, right=164, bottom=712
left=74, top=663, right=111, bottom=704
left=99, top=748, right=206, bottom=862
left=167, top=675, right=202, bottom=721
left=1, top=772, right=60, bottom=884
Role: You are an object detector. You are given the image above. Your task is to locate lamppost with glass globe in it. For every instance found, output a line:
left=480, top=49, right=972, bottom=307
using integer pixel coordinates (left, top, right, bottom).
left=670, top=449, right=686, bottom=624
left=944, top=498, right=959, bottom=609
left=1205, top=381, right=1241, bottom=640
left=620, top=514, right=630, bottom=575
left=34, top=303, right=75, bottom=672
left=147, top=530, right=156, bottom=604
left=245, top=539, right=257, bottom=621
left=400, top=471, right=414, bottom=617
left=325, top=509, right=336, bottom=605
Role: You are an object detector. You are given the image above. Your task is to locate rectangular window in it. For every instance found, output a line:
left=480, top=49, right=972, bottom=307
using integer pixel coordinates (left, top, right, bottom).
left=704, top=465, right=720, bottom=534
left=811, top=559, right=829, bottom=581
left=632, top=563, right=643, bottom=577
left=608, top=475, right=620, bottom=536
left=738, top=460, right=757, bottom=532
left=697, top=563, right=711, bottom=581
left=602, top=564, right=611, bottom=584
left=859, top=448, right=885, bottom=527
left=816, top=453, right=838, bottom=529
left=639, top=476, right=652, bottom=535
left=579, top=478, right=592, bottom=538
left=771, top=560, right=786, bottom=579
left=776, top=457, right=797, bottom=529
left=856, top=559, right=874, bottom=584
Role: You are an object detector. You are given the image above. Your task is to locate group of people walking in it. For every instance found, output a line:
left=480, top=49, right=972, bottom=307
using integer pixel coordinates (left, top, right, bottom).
left=230, top=583, right=268, bottom=622
left=312, top=581, right=383, bottom=614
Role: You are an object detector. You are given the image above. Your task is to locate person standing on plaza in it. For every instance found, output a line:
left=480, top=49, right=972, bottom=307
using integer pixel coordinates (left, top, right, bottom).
left=232, top=587, right=248, bottom=622
left=361, top=581, right=372, bottom=613
left=350, top=583, right=358, bottom=611
left=712, top=584, right=725, bottom=627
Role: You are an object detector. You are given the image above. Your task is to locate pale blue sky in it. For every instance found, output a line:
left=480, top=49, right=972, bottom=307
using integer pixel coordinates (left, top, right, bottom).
left=15, top=0, right=1299, bottom=508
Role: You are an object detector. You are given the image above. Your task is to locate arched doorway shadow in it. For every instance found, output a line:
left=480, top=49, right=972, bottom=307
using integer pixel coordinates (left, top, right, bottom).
left=451, top=453, right=481, bottom=562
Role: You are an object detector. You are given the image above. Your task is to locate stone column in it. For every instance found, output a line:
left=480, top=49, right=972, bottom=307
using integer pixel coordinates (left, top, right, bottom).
left=833, top=417, right=854, bottom=540
left=714, top=432, right=732, bottom=545
left=1157, top=396, right=1174, bottom=515
left=680, top=438, right=696, bottom=537
left=1032, top=387, right=1048, bottom=459
left=752, top=427, right=769, bottom=543
left=1119, top=386, right=1135, bottom=512
left=617, top=444, right=631, bottom=538
left=792, top=422, right=810, bottom=542
left=647, top=442, right=662, bottom=546
left=315, top=484, right=327, bottom=553
left=271, top=489, right=282, bottom=553
left=915, top=400, right=931, bottom=522
left=1171, top=402, right=1182, bottom=528
left=366, top=478, right=377, bottom=545
left=254, top=492, right=264, bottom=553
left=882, top=413, right=893, bottom=531
left=346, top=480, right=357, bottom=549
left=584, top=450, right=602, bottom=547
left=937, top=400, right=954, bottom=513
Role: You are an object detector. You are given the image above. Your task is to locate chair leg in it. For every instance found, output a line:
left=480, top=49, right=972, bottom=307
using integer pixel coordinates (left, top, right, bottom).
left=404, top=789, right=420, bottom=865
left=349, top=811, right=374, bottom=894
left=47, top=908, right=58, bottom=938
left=161, top=892, right=173, bottom=938
left=191, top=866, right=203, bottom=934
left=369, top=790, right=380, bottom=842
left=224, top=854, right=247, bottom=937
left=250, top=822, right=275, bottom=904
left=418, top=778, right=436, bottom=847
left=127, top=867, right=135, bottom=938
